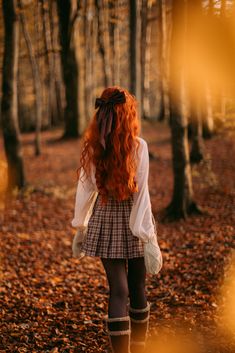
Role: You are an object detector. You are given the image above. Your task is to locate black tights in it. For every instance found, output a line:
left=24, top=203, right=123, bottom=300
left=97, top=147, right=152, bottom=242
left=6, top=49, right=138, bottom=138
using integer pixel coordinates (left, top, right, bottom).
left=101, top=257, right=147, bottom=318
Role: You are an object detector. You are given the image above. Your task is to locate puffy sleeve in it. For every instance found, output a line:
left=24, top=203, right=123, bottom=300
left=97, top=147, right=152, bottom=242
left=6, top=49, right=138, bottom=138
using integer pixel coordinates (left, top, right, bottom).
left=129, top=139, right=157, bottom=243
left=71, top=167, right=98, bottom=229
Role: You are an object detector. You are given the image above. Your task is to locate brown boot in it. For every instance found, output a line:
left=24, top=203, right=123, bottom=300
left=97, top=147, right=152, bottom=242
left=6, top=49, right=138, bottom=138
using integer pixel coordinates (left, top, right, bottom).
left=106, top=316, right=131, bottom=353
left=129, top=302, right=150, bottom=353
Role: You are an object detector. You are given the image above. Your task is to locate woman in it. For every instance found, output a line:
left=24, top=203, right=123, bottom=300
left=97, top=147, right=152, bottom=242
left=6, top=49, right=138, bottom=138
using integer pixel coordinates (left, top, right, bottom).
left=71, top=87, right=159, bottom=353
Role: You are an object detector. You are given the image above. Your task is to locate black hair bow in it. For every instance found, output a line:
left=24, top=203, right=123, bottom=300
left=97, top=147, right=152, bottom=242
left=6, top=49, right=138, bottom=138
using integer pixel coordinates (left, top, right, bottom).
left=95, top=89, right=126, bottom=149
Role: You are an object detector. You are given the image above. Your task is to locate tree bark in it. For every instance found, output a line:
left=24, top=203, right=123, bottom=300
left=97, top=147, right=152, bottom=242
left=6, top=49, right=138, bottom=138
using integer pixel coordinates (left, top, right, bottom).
left=141, top=17, right=152, bottom=118
left=220, top=0, right=227, bottom=121
left=95, top=0, right=112, bottom=87
left=49, top=0, right=64, bottom=122
left=84, top=1, right=94, bottom=121
left=92, top=9, right=98, bottom=93
left=102, top=0, right=113, bottom=86
left=187, top=0, right=205, bottom=163
left=155, top=0, right=165, bottom=120
left=140, top=0, right=148, bottom=118
left=108, top=0, right=115, bottom=84
left=202, top=0, right=215, bottom=138
left=143, top=15, right=152, bottom=119
left=56, top=0, right=80, bottom=138
left=189, top=91, right=204, bottom=163
left=113, top=0, right=120, bottom=86
left=165, top=0, right=201, bottom=220
left=129, top=0, right=142, bottom=117
left=157, top=0, right=172, bottom=122
left=40, top=0, right=58, bottom=126
left=202, top=81, right=214, bottom=138
left=1, top=0, right=26, bottom=192
left=18, top=0, right=43, bottom=156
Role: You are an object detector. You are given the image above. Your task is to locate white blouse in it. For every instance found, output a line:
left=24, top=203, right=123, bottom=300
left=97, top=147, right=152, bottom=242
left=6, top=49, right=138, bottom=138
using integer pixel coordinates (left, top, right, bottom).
left=71, top=137, right=158, bottom=244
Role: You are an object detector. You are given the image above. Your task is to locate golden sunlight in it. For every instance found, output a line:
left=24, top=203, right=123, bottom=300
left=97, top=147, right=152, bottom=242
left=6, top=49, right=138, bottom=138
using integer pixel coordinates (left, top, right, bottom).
left=0, top=159, right=7, bottom=210
left=217, top=251, right=235, bottom=338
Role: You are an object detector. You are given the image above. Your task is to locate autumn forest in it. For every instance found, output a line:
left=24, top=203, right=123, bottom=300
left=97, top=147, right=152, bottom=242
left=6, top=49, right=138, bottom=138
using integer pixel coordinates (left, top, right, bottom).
left=0, top=0, right=235, bottom=352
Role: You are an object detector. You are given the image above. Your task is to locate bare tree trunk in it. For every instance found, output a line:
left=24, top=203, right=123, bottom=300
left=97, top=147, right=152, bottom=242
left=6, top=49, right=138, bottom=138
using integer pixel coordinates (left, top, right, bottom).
left=92, top=10, right=98, bottom=92
left=102, top=0, right=113, bottom=85
left=189, top=90, right=204, bottom=163
left=84, top=1, right=94, bottom=121
left=34, top=0, right=47, bottom=129
left=155, top=0, right=165, bottom=120
left=49, top=0, right=64, bottom=122
left=129, top=0, right=142, bottom=117
left=18, top=0, right=42, bottom=156
left=165, top=0, right=201, bottom=220
left=187, top=0, right=205, bottom=163
left=140, top=0, right=148, bottom=118
left=95, top=0, right=112, bottom=87
left=113, top=1, right=120, bottom=86
left=159, top=0, right=171, bottom=122
left=202, top=82, right=214, bottom=138
left=202, top=0, right=215, bottom=138
left=83, top=2, right=89, bottom=121
left=74, top=2, right=86, bottom=131
left=220, top=92, right=226, bottom=119
left=40, top=0, right=58, bottom=126
left=143, top=16, right=152, bottom=119
left=33, top=0, right=51, bottom=129
left=109, top=0, right=115, bottom=83
left=220, top=0, right=227, bottom=121
left=1, top=0, right=26, bottom=192
left=56, top=0, right=80, bottom=138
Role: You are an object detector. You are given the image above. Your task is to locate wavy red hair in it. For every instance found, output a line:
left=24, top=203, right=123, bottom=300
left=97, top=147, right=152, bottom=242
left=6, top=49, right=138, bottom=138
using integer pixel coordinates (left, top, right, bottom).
left=77, top=86, right=141, bottom=205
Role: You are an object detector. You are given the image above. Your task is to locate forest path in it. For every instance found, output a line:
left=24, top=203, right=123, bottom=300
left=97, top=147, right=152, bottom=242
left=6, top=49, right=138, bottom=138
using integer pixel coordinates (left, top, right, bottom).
left=1, top=122, right=235, bottom=352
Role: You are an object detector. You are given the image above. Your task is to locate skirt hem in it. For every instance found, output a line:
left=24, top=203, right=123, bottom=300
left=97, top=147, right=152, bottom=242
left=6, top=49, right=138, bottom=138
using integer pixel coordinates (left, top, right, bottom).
left=82, top=253, right=145, bottom=259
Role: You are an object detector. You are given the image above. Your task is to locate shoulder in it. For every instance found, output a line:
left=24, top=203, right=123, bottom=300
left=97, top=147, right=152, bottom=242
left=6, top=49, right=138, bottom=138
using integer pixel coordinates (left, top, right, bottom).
left=137, top=136, right=147, bottom=146
left=136, top=136, right=148, bottom=155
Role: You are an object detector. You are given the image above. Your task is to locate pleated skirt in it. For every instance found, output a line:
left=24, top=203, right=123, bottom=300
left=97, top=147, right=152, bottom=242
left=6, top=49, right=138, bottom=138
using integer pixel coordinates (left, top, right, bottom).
left=81, top=193, right=144, bottom=259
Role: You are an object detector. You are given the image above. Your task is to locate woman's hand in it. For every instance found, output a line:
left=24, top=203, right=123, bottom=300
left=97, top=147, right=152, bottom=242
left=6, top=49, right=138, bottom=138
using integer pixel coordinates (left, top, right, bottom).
left=72, top=226, right=87, bottom=259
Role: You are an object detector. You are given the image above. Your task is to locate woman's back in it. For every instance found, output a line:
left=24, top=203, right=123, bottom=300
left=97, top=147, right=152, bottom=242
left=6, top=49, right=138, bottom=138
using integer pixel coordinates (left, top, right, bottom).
left=71, top=86, right=161, bottom=353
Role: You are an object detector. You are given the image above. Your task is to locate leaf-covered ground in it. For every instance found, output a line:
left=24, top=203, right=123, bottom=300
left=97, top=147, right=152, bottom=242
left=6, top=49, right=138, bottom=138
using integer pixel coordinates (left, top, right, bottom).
left=0, top=121, right=235, bottom=353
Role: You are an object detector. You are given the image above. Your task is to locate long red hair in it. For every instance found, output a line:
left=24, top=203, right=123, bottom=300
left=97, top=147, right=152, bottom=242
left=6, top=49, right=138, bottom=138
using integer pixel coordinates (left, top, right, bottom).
left=78, top=86, right=141, bottom=205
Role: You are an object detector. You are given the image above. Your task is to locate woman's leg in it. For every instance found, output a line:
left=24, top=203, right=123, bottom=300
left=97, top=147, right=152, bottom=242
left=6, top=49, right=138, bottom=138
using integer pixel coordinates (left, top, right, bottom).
left=101, top=258, right=130, bottom=353
left=101, top=258, right=129, bottom=317
left=127, top=257, right=147, bottom=309
left=127, top=257, right=149, bottom=353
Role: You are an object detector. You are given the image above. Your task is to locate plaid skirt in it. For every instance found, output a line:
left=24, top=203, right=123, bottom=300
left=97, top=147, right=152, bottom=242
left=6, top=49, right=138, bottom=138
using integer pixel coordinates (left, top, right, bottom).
left=81, top=193, right=144, bottom=259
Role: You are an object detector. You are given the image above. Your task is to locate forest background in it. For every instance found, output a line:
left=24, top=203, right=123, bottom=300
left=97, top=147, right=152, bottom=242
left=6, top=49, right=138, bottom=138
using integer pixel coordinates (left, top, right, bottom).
left=0, top=0, right=235, bottom=352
